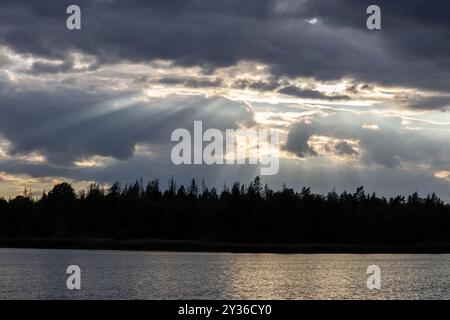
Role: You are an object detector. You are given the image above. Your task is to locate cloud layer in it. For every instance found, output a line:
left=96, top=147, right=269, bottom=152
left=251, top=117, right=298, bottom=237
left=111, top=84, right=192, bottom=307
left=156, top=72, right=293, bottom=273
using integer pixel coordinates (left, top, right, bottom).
left=1, top=0, right=450, bottom=200
left=1, top=0, right=450, bottom=92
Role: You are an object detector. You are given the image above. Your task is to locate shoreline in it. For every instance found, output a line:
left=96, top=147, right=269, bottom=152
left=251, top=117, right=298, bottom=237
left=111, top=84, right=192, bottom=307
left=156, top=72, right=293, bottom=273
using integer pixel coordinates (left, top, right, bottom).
left=1, top=238, right=450, bottom=254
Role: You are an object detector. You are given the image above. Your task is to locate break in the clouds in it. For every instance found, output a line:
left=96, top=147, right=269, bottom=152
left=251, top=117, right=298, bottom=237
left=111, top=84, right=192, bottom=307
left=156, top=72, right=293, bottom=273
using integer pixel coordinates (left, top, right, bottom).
left=1, top=0, right=450, bottom=200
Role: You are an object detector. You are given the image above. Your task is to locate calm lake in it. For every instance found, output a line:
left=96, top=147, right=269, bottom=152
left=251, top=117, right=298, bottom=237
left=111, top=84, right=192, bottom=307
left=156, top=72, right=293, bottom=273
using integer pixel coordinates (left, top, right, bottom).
left=0, top=248, right=449, bottom=299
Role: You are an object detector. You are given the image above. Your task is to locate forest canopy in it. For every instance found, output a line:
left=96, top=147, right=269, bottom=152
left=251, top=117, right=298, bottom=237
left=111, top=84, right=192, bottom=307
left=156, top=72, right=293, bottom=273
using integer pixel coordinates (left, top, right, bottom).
left=0, top=177, right=449, bottom=245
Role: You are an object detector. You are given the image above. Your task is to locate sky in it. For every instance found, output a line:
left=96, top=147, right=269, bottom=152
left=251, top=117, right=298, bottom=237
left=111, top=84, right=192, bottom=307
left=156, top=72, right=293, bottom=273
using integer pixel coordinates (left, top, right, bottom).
left=1, top=0, right=450, bottom=200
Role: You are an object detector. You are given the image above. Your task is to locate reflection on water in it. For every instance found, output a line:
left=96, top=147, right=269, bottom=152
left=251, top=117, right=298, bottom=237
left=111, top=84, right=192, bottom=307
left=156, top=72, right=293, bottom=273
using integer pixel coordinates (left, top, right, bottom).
left=0, top=248, right=449, bottom=299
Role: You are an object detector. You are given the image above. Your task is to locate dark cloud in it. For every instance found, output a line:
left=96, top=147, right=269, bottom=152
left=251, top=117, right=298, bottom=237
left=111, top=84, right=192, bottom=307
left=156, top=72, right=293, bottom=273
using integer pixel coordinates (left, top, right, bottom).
left=2, top=1, right=450, bottom=93
left=278, top=86, right=350, bottom=101
left=232, top=78, right=283, bottom=91
left=345, top=83, right=374, bottom=94
left=30, top=60, right=74, bottom=74
left=408, top=96, right=450, bottom=111
left=335, top=141, right=358, bottom=156
left=158, top=77, right=222, bottom=88
left=284, top=123, right=317, bottom=157
left=284, top=111, right=447, bottom=168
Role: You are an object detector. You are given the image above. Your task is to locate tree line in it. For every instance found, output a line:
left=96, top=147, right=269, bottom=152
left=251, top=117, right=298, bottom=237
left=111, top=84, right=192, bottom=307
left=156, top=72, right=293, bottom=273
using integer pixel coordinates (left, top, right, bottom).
left=0, top=177, right=449, bottom=244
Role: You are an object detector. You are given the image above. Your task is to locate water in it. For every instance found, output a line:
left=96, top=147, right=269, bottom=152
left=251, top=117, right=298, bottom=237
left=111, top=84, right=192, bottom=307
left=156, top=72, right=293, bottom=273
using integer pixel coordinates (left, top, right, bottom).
left=0, top=248, right=449, bottom=299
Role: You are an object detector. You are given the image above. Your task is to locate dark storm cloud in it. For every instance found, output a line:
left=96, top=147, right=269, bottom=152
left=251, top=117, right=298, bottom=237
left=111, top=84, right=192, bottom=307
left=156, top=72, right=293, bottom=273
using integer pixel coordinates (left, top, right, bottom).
left=284, top=124, right=317, bottom=158
left=284, top=111, right=447, bottom=168
left=158, top=77, right=223, bottom=88
left=345, top=83, right=374, bottom=94
left=2, top=0, right=450, bottom=93
left=335, top=141, right=358, bottom=156
left=232, top=78, right=283, bottom=91
left=30, top=60, right=74, bottom=74
left=278, top=86, right=350, bottom=101
left=408, top=96, right=450, bottom=111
